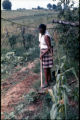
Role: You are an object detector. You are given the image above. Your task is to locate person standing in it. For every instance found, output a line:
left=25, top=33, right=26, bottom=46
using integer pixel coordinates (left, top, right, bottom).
left=39, top=24, right=53, bottom=88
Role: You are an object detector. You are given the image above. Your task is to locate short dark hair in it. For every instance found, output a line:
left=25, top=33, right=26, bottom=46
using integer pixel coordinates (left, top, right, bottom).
left=39, top=24, right=46, bottom=31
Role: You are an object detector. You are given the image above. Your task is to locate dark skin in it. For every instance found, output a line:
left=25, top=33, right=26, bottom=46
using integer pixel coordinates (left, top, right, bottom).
left=39, top=28, right=52, bottom=86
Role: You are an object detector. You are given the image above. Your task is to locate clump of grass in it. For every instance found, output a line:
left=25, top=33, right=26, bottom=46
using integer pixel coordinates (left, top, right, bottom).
left=32, top=62, right=40, bottom=73
left=32, top=80, right=41, bottom=90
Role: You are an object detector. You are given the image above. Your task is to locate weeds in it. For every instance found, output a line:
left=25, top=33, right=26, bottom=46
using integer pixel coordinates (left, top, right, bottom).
left=48, top=31, right=79, bottom=120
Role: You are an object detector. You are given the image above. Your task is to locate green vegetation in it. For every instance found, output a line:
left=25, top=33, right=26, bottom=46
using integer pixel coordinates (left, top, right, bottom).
left=1, top=3, right=79, bottom=119
left=2, top=0, right=12, bottom=10
left=48, top=34, right=78, bottom=119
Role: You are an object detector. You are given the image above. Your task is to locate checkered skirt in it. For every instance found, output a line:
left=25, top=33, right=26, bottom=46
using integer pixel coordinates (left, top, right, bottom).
left=41, top=47, right=53, bottom=68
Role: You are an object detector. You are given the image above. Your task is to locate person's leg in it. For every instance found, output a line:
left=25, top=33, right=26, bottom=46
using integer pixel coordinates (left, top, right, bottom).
left=44, top=68, right=49, bottom=85
left=48, top=68, right=52, bottom=82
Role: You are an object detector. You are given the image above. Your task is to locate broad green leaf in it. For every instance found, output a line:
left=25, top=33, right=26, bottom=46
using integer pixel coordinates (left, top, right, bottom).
left=56, top=74, right=61, bottom=82
left=62, top=85, right=71, bottom=93
left=60, top=63, right=65, bottom=69
left=63, top=91, right=68, bottom=119
left=9, top=112, right=15, bottom=119
left=60, top=56, right=66, bottom=61
left=50, top=103, right=58, bottom=120
left=53, top=85, right=58, bottom=102
left=15, top=104, right=24, bottom=111
left=48, top=89, right=54, bottom=102
left=72, top=68, right=78, bottom=81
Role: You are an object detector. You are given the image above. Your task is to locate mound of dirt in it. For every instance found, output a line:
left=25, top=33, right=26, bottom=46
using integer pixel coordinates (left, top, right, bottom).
left=1, top=59, right=41, bottom=119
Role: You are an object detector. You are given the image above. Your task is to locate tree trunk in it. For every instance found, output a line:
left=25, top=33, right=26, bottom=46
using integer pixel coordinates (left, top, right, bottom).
left=52, top=19, right=79, bottom=27
left=21, top=27, right=27, bottom=49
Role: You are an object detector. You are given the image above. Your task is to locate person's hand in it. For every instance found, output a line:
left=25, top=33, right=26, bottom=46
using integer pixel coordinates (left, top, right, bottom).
left=40, top=55, right=43, bottom=60
left=49, top=48, right=53, bottom=57
left=49, top=53, right=53, bottom=57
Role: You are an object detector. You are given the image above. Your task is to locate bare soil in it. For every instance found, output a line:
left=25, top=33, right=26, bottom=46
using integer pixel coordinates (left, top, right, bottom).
left=1, top=59, right=42, bottom=119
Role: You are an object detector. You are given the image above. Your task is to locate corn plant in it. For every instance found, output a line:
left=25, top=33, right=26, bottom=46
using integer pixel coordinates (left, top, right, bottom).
left=48, top=31, right=78, bottom=120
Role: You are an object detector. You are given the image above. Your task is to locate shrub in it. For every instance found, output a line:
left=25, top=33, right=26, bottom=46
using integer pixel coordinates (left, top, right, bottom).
left=2, top=0, right=12, bottom=10
left=9, top=35, right=17, bottom=49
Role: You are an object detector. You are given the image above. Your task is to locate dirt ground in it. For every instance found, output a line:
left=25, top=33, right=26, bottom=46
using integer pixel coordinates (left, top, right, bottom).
left=1, top=58, right=42, bottom=119
left=1, top=58, right=78, bottom=119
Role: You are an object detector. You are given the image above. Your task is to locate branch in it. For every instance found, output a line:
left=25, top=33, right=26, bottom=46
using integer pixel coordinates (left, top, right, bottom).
left=69, top=80, right=77, bottom=85
left=52, top=19, right=79, bottom=27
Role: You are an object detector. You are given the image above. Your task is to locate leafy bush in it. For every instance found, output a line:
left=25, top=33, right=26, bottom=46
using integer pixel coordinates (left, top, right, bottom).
left=48, top=55, right=78, bottom=120
left=56, top=7, right=79, bottom=72
left=48, top=31, right=79, bottom=120
left=22, top=33, right=38, bottom=50
left=2, top=0, right=12, bottom=10
left=9, top=35, right=17, bottom=49
left=1, top=51, right=25, bottom=79
left=4, top=112, right=15, bottom=119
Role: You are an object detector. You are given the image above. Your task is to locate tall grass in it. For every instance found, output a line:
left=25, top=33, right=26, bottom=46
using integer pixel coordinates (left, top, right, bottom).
left=48, top=31, right=78, bottom=120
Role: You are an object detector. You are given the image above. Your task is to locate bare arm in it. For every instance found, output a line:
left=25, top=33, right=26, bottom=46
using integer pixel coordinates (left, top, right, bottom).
left=41, top=35, right=51, bottom=56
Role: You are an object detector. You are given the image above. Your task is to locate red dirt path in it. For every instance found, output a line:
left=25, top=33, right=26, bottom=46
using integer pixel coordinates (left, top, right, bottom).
left=1, top=59, right=40, bottom=119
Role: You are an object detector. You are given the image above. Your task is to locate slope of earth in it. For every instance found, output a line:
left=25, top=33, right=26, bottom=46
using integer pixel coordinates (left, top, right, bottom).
left=1, top=58, right=43, bottom=119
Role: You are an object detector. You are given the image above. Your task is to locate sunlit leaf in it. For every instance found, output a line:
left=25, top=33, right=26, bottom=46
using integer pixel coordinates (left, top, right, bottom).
left=48, top=89, right=54, bottom=102
left=50, top=103, right=58, bottom=120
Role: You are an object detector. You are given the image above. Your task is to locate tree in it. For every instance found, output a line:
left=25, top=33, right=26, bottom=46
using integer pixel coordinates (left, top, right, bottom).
left=2, top=0, right=12, bottom=10
left=56, top=3, right=62, bottom=10
left=37, top=6, right=41, bottom=10
left=47, top=3, right=52, bottom=10
left=62, top=0, right=71, bottom=10
left=53, top=0, right=79, bottom=69
left=52, top=4, right=57, bottom=10
left=37, top=6, right=44, bottom=10
left=54, top=0, right=73, bottom=10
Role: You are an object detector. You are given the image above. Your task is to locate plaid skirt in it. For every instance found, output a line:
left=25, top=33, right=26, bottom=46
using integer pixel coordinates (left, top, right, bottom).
left=41, top=48, right=53, bottom=68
